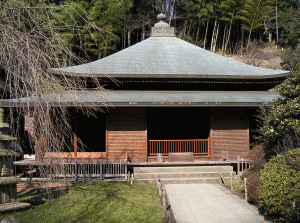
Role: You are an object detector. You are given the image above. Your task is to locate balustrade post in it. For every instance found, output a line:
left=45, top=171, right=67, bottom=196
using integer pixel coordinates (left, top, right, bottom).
left=242, top=158, right=244, bottom=173
left=237, top=156, right=240, bottom=176
left=125, top=158, right=128, bottom=180
left=244, top=178, right=248, bottom=201
left=75, top=159, right=78, bottom=181
left=162, top=191, right=166, bottom=211
left=230, top=171, right=233, bottom=191
left=100, top=159, right=102, bottom=181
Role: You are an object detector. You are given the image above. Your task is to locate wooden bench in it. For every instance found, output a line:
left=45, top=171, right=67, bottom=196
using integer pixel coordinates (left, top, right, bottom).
left=168, top=152, right=194, bottom=162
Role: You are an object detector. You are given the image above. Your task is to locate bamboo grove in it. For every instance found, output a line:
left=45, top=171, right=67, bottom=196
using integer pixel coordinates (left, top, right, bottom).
left=30, top=0, right=300, bottom=61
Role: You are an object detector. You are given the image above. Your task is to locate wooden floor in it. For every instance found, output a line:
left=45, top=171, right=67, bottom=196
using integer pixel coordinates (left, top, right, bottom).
left=14, top=159, right=239, bottom=167
left=128, top=160, right=239, bottom=167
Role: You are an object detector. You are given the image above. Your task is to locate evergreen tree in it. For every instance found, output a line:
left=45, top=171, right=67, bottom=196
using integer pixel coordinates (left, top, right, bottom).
left=256, top=47, right=300, bottom=149
left=220, top=0, right=244, bottom=54
left=278, top=7, right=300, bottom=47
left=84, top=0, right=132, bottom=59
left=238, top=0, right=274, bottom=50
left=184, top=0, right=213, bottom=46
left=46, top=1, right=91, bottom=59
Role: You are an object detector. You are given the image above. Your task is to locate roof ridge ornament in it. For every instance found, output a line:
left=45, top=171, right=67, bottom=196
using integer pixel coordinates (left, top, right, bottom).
left=151, top=13, right=175, bottom=37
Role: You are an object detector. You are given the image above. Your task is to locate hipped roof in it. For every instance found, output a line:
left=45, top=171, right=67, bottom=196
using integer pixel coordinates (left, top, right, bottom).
left=50, top=36, right=289, bottom=79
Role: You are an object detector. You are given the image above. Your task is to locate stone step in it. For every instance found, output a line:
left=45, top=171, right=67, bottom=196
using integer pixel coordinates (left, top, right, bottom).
left=134, top=166, right=233, bottom=174
left=134, top=171, right=236, bottom=180
left=134, top=177, right=221, bottom=185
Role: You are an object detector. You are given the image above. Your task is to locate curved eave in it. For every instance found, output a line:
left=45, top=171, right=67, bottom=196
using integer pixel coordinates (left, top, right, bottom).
left=0, top=101, right=275, bottom=107
left=50, top=70, right=290, bottom=80
left=0, top=91, right=281, bottom=108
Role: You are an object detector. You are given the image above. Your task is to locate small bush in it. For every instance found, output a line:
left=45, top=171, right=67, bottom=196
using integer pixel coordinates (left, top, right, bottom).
left=259, top=148, right=300, bottom=221
left=240, top=143, right=266, bottom=205
left=248, top=143, right=267, bottom=171
left=247, top=176, right=260, bottom=204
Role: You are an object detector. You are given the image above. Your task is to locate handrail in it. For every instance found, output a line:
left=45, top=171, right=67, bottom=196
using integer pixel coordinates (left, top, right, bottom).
left=148, top=139, right=209, bottom=155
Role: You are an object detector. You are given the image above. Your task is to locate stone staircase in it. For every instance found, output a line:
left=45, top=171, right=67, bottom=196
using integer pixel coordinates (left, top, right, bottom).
left=133, top=166, right=239, bottom=185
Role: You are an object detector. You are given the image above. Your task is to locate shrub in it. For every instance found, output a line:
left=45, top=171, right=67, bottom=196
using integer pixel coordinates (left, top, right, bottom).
left=248, top=143, right=267, bottom=171
left=240, top=143, right=266, bottom=205
left=247, top=176, right=260, bottom=204
left=259, top=148, right=300, bottom=221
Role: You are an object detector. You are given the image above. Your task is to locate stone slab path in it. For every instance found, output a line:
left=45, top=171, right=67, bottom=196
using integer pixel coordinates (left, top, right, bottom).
left=0, top=202, right=31, bottom=213
left=165, top=184, right=269, bottom=223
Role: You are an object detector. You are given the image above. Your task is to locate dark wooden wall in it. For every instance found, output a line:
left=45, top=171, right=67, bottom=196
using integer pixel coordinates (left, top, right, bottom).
left=106, top=108, right=147, bottom=162
left=210, top=107, right=249, bottom=161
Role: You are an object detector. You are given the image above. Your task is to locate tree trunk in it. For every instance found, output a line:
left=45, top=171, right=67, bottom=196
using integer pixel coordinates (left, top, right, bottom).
left=241, top=29, right=244, bottom=56
left=246, top=27, right=253, bottom=52
left=142, top=25, right=145, bottom=41
left=128, top=30, right=131, bottom=47
left=204, top=20, right=209, bottom=50
left=222, top=24, right=227, bottom=54
left=215, top=21, right=220, bottom=52
left=211, top=19, right=219, bottom=53
left=211, top=19, right=217, bottom=51
left=276, top=0, right=278, bottom=42
left=169, top=0, right=176, bottom=26
left=196, top=26, right=200, bottom=46
left=223, top=15, right=234, bottom=56
left=123, top=26, right=126, bottom=49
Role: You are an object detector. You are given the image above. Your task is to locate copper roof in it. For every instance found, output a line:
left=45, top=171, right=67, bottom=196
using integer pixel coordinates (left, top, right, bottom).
left=50, top=14, right=289, bottom=80
left=50, top=36, right=289, bottom=79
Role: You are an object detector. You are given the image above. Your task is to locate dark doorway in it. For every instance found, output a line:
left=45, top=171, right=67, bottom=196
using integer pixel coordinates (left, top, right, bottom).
left=146, top=107, right=210, bottom=140
left=69, top=108, right=106, bottom=152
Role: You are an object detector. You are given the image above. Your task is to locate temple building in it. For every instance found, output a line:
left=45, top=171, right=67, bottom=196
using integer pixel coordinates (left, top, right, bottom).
left=0, top=14, right=290, bottom=163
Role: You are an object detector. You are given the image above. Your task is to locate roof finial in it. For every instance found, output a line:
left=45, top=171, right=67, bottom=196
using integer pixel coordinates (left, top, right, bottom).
left=154, top=13, right=169, bottom=28
left=157, top=13, right=167, bottom=21
left=151, top=13, right=175, bottom=37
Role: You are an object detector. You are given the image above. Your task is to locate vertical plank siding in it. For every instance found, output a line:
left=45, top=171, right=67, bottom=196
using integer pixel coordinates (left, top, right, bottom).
left=106, top=108, right=147, bottom=162
left=210, top=108, right=249, bottom=161
left=42, top=107, right=250, bottom=163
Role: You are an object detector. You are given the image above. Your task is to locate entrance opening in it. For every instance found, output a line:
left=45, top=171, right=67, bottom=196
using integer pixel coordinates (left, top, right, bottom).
left=147, top=107, right=210, bottom=140
left=146, top=108, right=210, bottom=155
left=69, top=108, right=106, bottom=152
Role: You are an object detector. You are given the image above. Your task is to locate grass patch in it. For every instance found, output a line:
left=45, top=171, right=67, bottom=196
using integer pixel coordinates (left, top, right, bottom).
left=0, top=182, right=164, bottom=223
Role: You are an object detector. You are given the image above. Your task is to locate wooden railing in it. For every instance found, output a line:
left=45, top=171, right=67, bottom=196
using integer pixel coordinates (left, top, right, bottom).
left=47, top=159, right=129, bottom=181
left=148, top=138, right=210, bottom=155
left=237, top=156, right=251, bottom=176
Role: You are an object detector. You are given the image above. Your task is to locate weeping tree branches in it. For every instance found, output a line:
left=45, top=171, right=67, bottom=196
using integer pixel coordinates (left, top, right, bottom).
left=0, top=0, right=106, bottom=157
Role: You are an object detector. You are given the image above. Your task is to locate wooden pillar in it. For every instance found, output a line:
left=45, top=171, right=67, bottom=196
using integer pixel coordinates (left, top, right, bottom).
left=207, top=135, right=210, bottom=155
left=35, top=137, right=44, bottom=161
left=74, top=109, right=77, bottom=158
